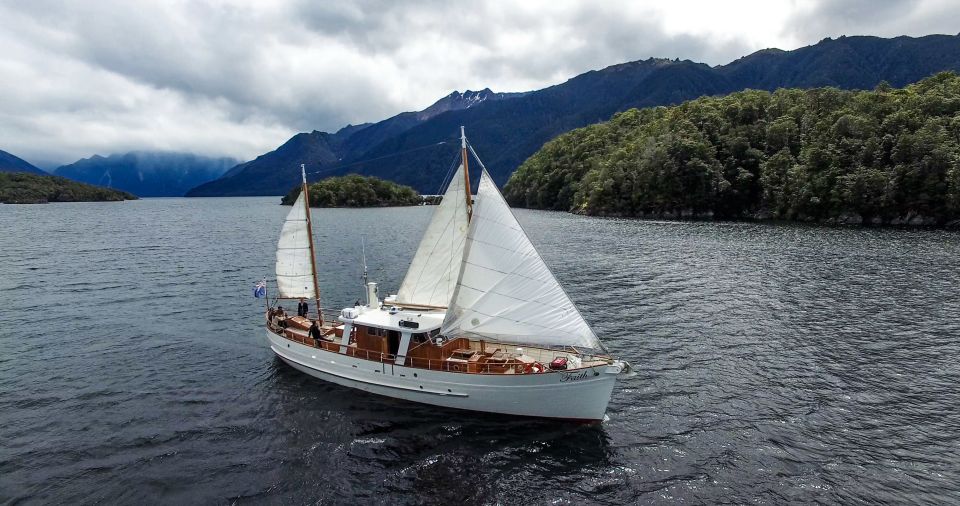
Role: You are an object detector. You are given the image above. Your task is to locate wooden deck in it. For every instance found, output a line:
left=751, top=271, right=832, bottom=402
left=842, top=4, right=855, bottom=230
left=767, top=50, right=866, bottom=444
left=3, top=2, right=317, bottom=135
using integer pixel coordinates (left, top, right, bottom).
left=267, top=315, right=611, bottom=375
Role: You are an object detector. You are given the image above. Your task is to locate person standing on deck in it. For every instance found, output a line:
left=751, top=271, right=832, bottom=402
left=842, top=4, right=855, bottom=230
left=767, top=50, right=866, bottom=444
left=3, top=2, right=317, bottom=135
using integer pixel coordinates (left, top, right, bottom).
left=275, top=306, right=288, bottom=328
left=309, top=320, right=323, bottom=345
left=297, top=298, right=309, bottom=318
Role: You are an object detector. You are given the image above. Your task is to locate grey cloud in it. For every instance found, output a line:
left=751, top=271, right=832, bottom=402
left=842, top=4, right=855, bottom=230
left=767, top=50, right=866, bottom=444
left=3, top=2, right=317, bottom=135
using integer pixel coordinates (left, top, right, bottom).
left=466, top=4, right=753, bottom=89
left=0, top=0, right=956, bottom=167
left=785, top=0, right=957, bottom=41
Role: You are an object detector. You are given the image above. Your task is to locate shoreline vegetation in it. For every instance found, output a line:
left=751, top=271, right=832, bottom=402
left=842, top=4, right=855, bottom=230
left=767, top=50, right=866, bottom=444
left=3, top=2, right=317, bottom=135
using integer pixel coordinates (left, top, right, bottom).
left=0, top=172, right=138, bottom=204
left=281, top=174, right=424, bottom=207
left=504, top=72, right=960, bottom=228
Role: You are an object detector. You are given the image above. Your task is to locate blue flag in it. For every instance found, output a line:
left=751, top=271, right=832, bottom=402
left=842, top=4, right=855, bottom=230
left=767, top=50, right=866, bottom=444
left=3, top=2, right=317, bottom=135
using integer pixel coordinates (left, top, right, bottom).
left=253, top=278, right=267, bottom=298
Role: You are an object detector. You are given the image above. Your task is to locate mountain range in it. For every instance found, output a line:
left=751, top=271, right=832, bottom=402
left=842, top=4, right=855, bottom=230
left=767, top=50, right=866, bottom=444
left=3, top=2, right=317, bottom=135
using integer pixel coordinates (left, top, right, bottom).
left=186, top=34, right=960, bottom=197
left=0, top=149, right=47, bottom=175
left=186, top=88, right=521, bottom=196
left=54, top=152, right=238, bottom=197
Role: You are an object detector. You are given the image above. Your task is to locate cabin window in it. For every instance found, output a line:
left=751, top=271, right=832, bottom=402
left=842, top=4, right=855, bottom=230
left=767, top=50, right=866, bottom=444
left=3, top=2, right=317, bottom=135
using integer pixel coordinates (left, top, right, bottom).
left=413, top=332, right=427, bottom=344
left=365, top=326, right=386, bottom=337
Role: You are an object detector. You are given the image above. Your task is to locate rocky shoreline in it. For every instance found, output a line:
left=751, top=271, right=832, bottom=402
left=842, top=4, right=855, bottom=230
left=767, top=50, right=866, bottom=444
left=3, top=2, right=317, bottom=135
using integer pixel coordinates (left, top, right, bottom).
left=570, top=207, right=960, bottom=229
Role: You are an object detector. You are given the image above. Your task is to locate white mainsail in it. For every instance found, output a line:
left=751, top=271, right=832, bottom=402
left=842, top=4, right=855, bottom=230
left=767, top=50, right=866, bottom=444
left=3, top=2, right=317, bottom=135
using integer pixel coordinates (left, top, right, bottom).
left=275, top=191, right=316, bottom=298
left=395, top=164, right=469, bottom=307
left=441, top=169, right=603, bottom=350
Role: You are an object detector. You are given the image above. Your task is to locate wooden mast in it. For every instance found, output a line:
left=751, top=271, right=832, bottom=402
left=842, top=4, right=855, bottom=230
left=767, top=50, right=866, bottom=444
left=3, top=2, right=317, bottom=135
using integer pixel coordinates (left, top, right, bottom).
left=461, top=126, right=472, bottom=220
left=300, top=164, right=324, bottom=324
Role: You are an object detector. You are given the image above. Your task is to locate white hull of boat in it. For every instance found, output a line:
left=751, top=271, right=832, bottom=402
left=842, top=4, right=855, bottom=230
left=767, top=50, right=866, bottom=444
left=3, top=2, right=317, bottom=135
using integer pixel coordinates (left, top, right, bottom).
left=267, top=330, right=620, bottom=421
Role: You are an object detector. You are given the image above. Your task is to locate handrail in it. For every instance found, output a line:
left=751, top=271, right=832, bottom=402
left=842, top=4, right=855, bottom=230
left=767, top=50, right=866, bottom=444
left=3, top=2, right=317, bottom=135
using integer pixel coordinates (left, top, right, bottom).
left=403, top=356, right=550, bottom=375
left=268, top=324, right=610, bottom=374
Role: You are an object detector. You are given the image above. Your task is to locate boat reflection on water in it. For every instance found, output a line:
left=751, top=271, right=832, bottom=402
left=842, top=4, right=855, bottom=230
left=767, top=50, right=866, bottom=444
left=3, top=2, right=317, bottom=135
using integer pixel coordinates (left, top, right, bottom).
left=264, top=356, right=614, bottom=504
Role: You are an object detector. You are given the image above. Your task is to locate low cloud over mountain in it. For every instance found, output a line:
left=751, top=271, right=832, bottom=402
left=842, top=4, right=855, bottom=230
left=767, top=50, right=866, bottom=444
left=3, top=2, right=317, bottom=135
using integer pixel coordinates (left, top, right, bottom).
left=2, top=1, right=959, bottom=167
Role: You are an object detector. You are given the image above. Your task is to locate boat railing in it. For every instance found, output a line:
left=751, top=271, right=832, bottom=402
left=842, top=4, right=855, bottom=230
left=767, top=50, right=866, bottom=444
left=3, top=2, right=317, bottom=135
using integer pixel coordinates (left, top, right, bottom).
left=265, top=306, right=342, bottom=323
left=347, top=348, right=396, bottom=363
left=404, top=356, right=543, bottom=375
left=269, top=323, right=609, bottom=374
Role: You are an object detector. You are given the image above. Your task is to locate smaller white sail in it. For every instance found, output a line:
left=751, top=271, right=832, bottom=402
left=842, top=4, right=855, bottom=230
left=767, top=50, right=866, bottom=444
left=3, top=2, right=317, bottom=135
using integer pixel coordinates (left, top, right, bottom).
left=396, top=164, right=469, bottom=307
left=275, top=192, right=316, bottom=298
left=441, top=170, right=603, bottom=350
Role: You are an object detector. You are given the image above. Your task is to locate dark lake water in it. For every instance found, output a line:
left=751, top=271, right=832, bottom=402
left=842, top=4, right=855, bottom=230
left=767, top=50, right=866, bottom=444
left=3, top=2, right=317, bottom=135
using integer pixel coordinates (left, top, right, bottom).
left=2, top=197, right=959, bottom=504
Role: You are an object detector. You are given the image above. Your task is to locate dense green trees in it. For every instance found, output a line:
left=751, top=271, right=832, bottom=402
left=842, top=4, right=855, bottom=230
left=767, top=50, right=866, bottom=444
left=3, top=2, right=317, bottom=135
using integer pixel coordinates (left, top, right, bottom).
left=504, top=72, right=960, bottom=225
left=0, top=172, right=137, bottom=204
left=281, top=174, right=421, bottom=207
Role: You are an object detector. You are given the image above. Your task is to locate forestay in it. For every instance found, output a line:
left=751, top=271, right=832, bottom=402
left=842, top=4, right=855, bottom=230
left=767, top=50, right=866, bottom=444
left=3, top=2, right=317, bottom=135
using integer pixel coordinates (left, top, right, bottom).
left=275, top=192, right=316, bottom=298
left=396, top=164, right=469, bottom=307
left=441, top=170, right=603, bottom=350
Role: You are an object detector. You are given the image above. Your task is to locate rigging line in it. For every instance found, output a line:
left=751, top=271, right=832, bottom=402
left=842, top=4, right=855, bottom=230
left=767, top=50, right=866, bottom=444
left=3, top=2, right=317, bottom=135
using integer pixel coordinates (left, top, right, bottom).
left=435, top=151, right=461, bottom=195
left=435, top=160, right=458, bottom=196
left=466, top=142, right=489, bottom=174
left=304, top=140, right=454, bottom=178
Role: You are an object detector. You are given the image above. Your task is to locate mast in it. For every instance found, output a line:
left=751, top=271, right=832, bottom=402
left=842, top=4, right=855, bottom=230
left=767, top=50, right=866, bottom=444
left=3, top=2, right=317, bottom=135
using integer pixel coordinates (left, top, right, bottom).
left=300, top=164, right=324, bottom=324
left=461, top=126, right=472, bottom=220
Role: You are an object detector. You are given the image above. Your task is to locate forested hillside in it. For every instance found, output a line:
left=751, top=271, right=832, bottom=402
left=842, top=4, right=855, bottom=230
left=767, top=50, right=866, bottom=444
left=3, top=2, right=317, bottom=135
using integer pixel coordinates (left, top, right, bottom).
left=504, top=72, right=960, bottom=226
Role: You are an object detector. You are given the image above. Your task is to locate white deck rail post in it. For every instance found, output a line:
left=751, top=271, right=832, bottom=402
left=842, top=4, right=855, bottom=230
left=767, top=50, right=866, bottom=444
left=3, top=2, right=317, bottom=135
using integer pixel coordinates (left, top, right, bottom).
left=338, top=322, right=354, bottom=354
left=394, top=331, right=412, bottom=366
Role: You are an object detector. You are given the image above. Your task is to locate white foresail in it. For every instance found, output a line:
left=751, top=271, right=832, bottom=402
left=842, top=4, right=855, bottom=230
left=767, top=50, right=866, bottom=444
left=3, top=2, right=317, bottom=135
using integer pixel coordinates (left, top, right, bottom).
left=441, top=170, right=603, bottom=349
left=396, top=164, right=469, bottom=307
left=275, top=192, right=316, bottom=298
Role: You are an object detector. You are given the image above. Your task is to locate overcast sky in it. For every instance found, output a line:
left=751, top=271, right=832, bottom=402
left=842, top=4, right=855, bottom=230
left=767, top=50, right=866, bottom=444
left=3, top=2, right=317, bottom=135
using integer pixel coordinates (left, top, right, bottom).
left=1, top=0, right=957, bottom=168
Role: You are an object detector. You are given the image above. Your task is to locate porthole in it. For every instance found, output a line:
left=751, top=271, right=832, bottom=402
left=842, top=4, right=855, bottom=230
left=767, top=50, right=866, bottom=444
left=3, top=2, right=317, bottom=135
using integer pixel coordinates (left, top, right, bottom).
left=413, top=373, right=418, bottom=378
left=419, top=385, right=423, bottom=389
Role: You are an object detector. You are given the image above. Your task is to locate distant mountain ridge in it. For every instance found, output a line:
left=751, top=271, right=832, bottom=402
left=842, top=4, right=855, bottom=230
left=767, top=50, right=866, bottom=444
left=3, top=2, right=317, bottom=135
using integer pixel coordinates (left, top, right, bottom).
left=56, top=151, right=238, bottom=197
left=188, top=34, right=960, bottom=196
left=416, top=89, right=528, bottom=121
left=187, top=88, right=520, bottom=197
left=0, top=149, right=47, bottom=175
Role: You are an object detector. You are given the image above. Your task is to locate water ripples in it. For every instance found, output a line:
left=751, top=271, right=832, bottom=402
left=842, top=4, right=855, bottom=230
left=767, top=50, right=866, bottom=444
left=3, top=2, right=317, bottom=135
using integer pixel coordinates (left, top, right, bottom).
left=1, top=199, right=959, bottom=504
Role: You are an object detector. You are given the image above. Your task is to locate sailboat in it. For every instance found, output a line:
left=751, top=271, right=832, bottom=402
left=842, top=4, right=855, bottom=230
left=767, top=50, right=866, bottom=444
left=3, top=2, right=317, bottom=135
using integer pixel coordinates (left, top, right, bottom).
left=265, top=128, right=628, bottom=421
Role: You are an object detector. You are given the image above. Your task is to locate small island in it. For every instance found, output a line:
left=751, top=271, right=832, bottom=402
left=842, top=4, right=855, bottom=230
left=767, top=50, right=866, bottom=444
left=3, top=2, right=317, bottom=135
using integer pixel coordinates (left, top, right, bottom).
left=0, top=172, right=138, bottom=204
left=281, top=174, right=422, bottom=207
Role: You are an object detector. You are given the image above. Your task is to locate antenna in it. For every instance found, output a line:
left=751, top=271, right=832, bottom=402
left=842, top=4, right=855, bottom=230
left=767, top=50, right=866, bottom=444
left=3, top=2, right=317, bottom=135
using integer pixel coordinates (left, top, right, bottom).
left=361, top=236, right=368, bottom=286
